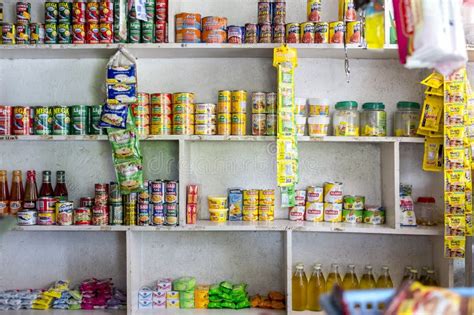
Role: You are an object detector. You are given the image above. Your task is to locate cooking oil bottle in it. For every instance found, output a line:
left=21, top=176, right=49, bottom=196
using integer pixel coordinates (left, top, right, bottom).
left=419, top=266, right=428, bottom=283
left=307, top=264, right=326, bottom=311
left=409, top=269, right=419, bottom=281
left=424, top=269, right=439, bottom=286
left=292, top=263, right=308, bottom=311
left=326, top=263, right=343, bottom=292
left=376, top=266, right=394, bottom=288
left=401, top=265, right=412, bottom=284
left=360, top=265, right=376, bottom=289
left=342, top=264, right=359, bottom=290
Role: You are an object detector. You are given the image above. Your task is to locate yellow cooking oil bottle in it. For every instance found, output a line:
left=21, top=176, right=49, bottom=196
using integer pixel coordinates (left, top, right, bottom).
left=292, top=263, right=308, bottom=311
left=360, top=265, right=377, bottom=289
left=376, top=266, right=394, bottom=288
left=401, top=265, right=413, bottom=285
left=342, top=264, right=359, bottom=290
left=326, top=263, right=343, bottom=292
left=424, top=269, right=439, bottom=286
left=307, top=263, right=326, bottom=311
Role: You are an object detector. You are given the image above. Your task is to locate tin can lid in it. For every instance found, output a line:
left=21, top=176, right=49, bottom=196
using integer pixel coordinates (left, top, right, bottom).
left=335, top=101, right=358, bottom=109
left=397, top=101, right=421, bottom=109
left=362, top=102, right=385, bottom=110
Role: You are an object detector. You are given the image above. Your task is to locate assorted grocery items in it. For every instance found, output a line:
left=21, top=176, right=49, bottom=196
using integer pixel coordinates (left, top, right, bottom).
left=250, top=291, right=285, bottom=310
left=0, top=0, right=168, bottom=45
left=0, top=279, right=125, bottom=311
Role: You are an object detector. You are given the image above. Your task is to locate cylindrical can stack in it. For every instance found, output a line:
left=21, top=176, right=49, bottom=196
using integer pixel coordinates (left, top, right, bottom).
left=251, top=92, right=266, bottom=136
left=323, top=182, right=343, bottom=223
left=109, top=182, right=123, bottom=225
left=0, top=106, right=12, bottom=135
left=72, top=0, right=86, bottom=44
left=217, top=90, right=231, bottom=136
left=150, top=93, right=172, bottom=135
left=175, top=12, right=201, bottom=43
left=36, top=196, right=57, bottom=225
left=172, top=92, right=194, bottom=135
left=242, top=189, right=258, bottom=221
left=128, top=2, right=140, bottom=43
left=266, top=92, right=277, bottom=136
left=164, top=180, right=179, bottom=226
left=141, top=0, right=154, bottom=43
left=137, top=181, right=150, bottom=226
left=342, top=195, right=365, bottom=224
left=99, top=0, right=114, bottom=43
left=257, top=0, right=286, bottom=44
left=150, top=180, right=165, bottom=225
left=155, top=0, right=168, bottom=43
left=112, top=0, right=125, bottom=43
left=123, top=192, right=137, bottom=225
left=305, top=186, right=324, bottom=222
left=194, top=103, right=216, bottom=135
left=70, top=105, right=90, bottom=135
left=231, top=90, right=247, bottom=136
left=132, top=93, right=151, bottom=136
left=86, top=0, right=100, bottom=44
left=93, top=183, right=109, bottom=225
left=258, top=189, right=275, bottom=221
left=201, top=16, right=227, bottom=43
left=186, top=184, right=198, bottom=224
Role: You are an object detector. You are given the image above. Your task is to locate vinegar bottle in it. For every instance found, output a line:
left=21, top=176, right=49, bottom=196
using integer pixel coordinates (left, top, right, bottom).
left=342, top=264, right=359, bottom=290
left=360, top=265, right=376, bottom=289
left=54, top=170, right=68, bottom=201
left=9, top=170, right=24, bottom=215
left=307, top=264, right=326, bottom=311
left=0, top=170, right=9, bottom=216
left=376, top=266, right=394, bottom=288
left=39, top=170, right=54, bottom=197
left=326, top=263, right=343, bottom=292
left=292, top=263, right=308, bottom=311
left=23, top=170, right=38, bottom=211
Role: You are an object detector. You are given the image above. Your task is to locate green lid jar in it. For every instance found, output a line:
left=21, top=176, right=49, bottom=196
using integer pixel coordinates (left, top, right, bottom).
left=394, top=101, right=421, bottom=137
left=360, top=102, right=386, bottom=137
left=333, top=101, right=359, bottom=136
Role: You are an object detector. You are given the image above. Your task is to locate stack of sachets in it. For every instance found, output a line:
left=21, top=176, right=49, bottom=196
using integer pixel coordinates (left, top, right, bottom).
left=107, top=288, right=127, bottom=309
left=33, top=280, right=70, bottom=310
left=0, top=289, right=41, bottom=310
left=80, top=278, right=113, bottom=310
left=172, top=277, right=196, bottom=309
left=52, top=289, right=82, bottom=310
left=208, top=281, right=251, bottom=310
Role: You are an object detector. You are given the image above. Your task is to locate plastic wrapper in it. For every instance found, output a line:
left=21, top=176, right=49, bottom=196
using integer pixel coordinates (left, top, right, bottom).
left=99, top=104, right=128, bottom=129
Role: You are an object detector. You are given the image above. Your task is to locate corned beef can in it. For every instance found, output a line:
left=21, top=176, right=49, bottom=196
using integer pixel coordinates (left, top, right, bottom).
left=86, top=22, right=99, bottom=43
left=202, top=29, right=226, bottom=43
left=155, top=21, right=167, bottom=43
left=272, top=23, right=285, bottom=43
left=29, top=23, right=45, bottom=44
left=72, top=0, right=86, bottom=24
left=259, top=22, right=272, bottom=43
left=227, top=25, right=244, bottom=44
left=202, top=16, right=227, bottom=31
left=99, top=22, right=113, bottom=43
left=285, top=22, right=299, bottom=43
left=99, top=0, right=113, bottom=23
left=12, top=106, right=30, bottom=135
left=244, top=23, right=259, bottom=44
left=0, top=106, right=12, bottom=136
left=72, top=23, right=85, bottom=43
left=300, top=22, right=314, bottom=43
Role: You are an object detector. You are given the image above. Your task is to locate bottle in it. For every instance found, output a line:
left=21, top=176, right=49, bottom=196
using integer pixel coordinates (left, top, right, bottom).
left=292, top=263, right=308, bottom=311
left=419, top=266, right=429, bottom=284
left=39, top=171, right=54, bottom=197
left=401, top=265, right=412, bottom=284
left=342, top=264, right=359, bottom=290
left=54, top=170, right=68, bottom=201
left=326, top=263, right=343, bottom=292
left=0, top=170, right=9, bottom=216
left=9, top=170, right=24, bottom=215
left=359, top=265, right=376, bottom=289
left=307, top=264, right=326, bottom=311
left=424, top=270, right=439, bottom=286
left=376, top=266, right=394, bottom=288
left=23, top=170, right=38, bottom=210
left=409, top=269, right=419, bottom=281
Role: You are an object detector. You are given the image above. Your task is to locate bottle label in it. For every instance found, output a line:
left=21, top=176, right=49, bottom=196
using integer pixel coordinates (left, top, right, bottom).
left=0, top=201, right=8, bottom=215
left=9, top=201, right=22, bottom=215
left=23, top=201, right=36, bottom=210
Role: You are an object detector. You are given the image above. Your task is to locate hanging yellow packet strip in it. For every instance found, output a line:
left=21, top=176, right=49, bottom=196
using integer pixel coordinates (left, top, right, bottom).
left=422, top=137, right=443, bottom=172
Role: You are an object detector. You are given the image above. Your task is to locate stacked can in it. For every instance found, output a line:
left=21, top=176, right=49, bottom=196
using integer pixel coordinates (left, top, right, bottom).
left=124, top=192, right=137, bottom=225
left=201, top=16, right=227, bottom=43
left=194, top=103, right=216, bottom=135
left=305, top=186, right=324, bottom=222
left=109, top=182, right=123, bottom=225
left=186, top=185, right=198, bottom=224
left=99, top=0, right=113, bottom=43
left=164, top=180, right=179, bottom=226
left=342, top=195, right=365, bottom=224
left=175, top=12, right=201, bottom=43
left=150, top=180, right=165, bottom=225
left=132, top=93, right=151, bottom=136
left=15, top=2, right=31, bottom=44
left=112, top=0, right=126, bottom=43
left=44, top=1, right=58, bottom=44
left=150, top=93, right=172, bottom=135
left=86, top=0, right=100, bottom=43
left=244, top=23, right=258, bottom=44
left=258, top=189, right=275, bottom=221
left=266, top=92, right=277, bottom=136
left=289, top=189, right=306, bottom=221
left=58, top=1, right=72, bottom=44
left=307, top=98, right=330, bottom=137
left=11, top=106, right=31, bottom=135
left=72, top=0, right=86, bottom=44
left=33, top=106, right=51, bottom=135
left=70, top=105, right=89, bottom=135
left=217, top=90, right=231, bottom=136
left=141, top=0, right=154, bottom=43
left=2, top=22, right=16, bottom=44
left=52, top=106, right=71, bottom=135
left=155, top=0, right=168, bottom=43
left=243, top=189, right=258, bottom=221
left=323, top=182, right=343, bottom=223
left=231, top=90, right=247, bottom=136
left=56, top=200, right=74, bottom=225
left=89, top=105, right=103, bottom=135
left=93, top=183, right=109, bottom=225
left=294, top=98, right=307, bottom=136
left=137, top=181, right=150, bottom=225
left=75, top=197, right=94, bottom=224
left=0, top=106, right=12, bottom=135
left=172, top=93, right=194, bottom=135
left=251, top=92, right=266, bottom=136
left=37, top=195, right=57, bottom=225
left=257, top=0, right=286, bottom=44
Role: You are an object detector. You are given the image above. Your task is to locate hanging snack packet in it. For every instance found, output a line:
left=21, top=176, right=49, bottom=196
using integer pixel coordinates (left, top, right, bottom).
left=99, top=104, right=128, bottom=129
left=422, top=137, right=443, bottom=172
left=421, top=72, right=444, bottom=89
left=108, top=128, right=141, bottom=161
left=115, top=159, right=143, bottom=193
left=418, top=95, right=444, bottom=132
left=444, top=236, right=465, bottom=258
left=445, top=215, right=466, bottom=236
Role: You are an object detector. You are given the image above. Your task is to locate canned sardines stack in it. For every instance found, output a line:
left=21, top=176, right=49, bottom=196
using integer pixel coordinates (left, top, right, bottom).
left=217, top=90, right=231, bottom=136
left=150, top=93, right=172, bottom=135
left=172, top=92, right=195, bottom=135
left=194, top=103, right=216, bottom=135
left=202, top=16, right=227, bottom=43
left=231, top=90, right=247, bottom=136
left=175, top=12, right=201, bottom=43
left=342, top=195, right=365, bottom=224
left=251, top=92, right=277, bottom=136
left=132, top=93, right=151, bottom=136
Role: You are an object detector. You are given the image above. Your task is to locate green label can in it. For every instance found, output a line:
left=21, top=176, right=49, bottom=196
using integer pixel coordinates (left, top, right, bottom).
left=343, top=195, right=365, bottom=210
left=141, top=21, right=154, bottom=43
left=58, top=1, right=72, bottom=23
left=34, top=106, right=52, bottom=135
left=342, top=209, right=363, bottom=224
left=128, top=20, right=141, bottom=43
left=57, top=22, right=71, bottom=44
left=52, top=106, right=70, bottom=135
left=109, top=202, right=124, bottom=225
left=89, top=105, right=103, bottom=135
left=71, top=105, right=89, bottom=135
left=44, top=22, right=57, bottom=44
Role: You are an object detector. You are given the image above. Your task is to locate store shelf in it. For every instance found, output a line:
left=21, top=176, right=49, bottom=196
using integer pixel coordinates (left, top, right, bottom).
left=7, top=311, right=125, bottom=315
left=13, top=225, right=129, bottom=232
left=135, top=309, right=286, bottom=315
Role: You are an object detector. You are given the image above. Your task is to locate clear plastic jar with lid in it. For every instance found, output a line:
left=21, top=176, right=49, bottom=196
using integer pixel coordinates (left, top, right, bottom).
left=360, top=102, right=386, bottom=136
left=333, top=101, right=359, bottom=136
left=415, top=197, right=436, bottom=226
left=394, top=101, right=421, bottom=137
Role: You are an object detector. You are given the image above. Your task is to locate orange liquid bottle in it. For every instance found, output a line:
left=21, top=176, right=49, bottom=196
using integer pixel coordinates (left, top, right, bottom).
left=326, top=263, right=343, bottom=292
left=9, top=170, right=24, bottom=215
left=376, top=266, right=393, bottom=288
left=360, top=265, right=376, bottom=289
left=23, top=170, right=38, bottom=211
left=292, top=263, right=308, bottom=311
left=343, top=264, right=359, bottom=290
left=307, top=264, right=326, bottom=311
left=0, top=170, right=9, bottom=216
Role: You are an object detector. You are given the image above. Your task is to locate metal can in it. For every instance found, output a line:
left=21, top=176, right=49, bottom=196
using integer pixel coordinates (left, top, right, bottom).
left=244, top=23, right=259, bottom=44
left=346, top=21, right=361, bottom=44
left=305, top=202, right=324, bottom=222
left=323, top=182, right=343, bottom=203
left=109, top=202, right=123, bottom=225
left=56, top=201, right=74, bottom=226
left=295, top=189, right=307, bottom=206
left=175, top=12, right=201, bottom=30
left=58, top=22, right=72, bottom=44
left=243, top=189, right=259, bottom=206
left=164, top=203, right=178, bottom=226
left=141, top=21, right=154, bottom=43
left=259, top=22, right=272, bottom=43
left=74, top=207, right=91, bottom=225
left=37, top=197, right=57, bottom=212
left=144, top=0, right=154, bottom=20
left=165, top=181, right=178, bottom=203
left=155, top=0, right=167, bottom=21
left=16, top=2, right=31, bottom=25
left=95, top=183, right=109, bottom=206
left=252, top=114, right=266, bottom=136
left=186, top=204, right=197, bottom=224
left=266, top=114, right=276, bottom=136
left=151, top=93, right=172, bottom=108
left=137, top=203, right=150, bottom=226
left=231, top=90, right=247, bottom=113
left=86, top=22, right=99, bottom=43
left=195, top=103, right=216, bottom=115
left=92, top=205, right=108, bottom=225
left=343, top=195, right=365, bottom=210
left=258, top=1, right=272, bottom=24
left=289, top=206, right=305, bottom=221
left=138, top=181, right=150, bottom=204
left=17, top=211, right=37, bottom=226
left=12, top=106, right=30, bottom=135
left=202, top=29, right=226, bottom=43
left=0, top=106, right=12, bottom=135
left=173, top=102, right=194, bottom=114
left=2, top=24, right=15, bottom=45
left=231, top=113, right=246, bottom=124
left=175, top=28, right=200, bottom=43
left=72, top=23, right=85, bottom=43
left=227, top=25, right=244, bottom=44
left=30, top=23, right=45, bottom=44
left=124, top=193, right=137, bottom=226
left=173, top=92, right=194, bottom=104
left=266, top=92, right=277, bottom=114
left=70, top=105, right=89, bottom=135
left=307, top=186, right=323, bottom=203
left=99, top=22, right=112, bottom=43
left=52, top=106, right=70, bottom=135
left=307, top=0, right=322, bottom=22
left=15, top=23, right=29, bottom=44
left=218, top=123, right=231, bottom=136
left=329, top=21, right=344, bottom=44
left=231, top=123, right=246, bottom=136
left=86, top=0, right=99, bottom=23
left=80, top=197, right=94, bottom=208
left=109, top=182, right=121, bottom=203
left=252, top=92, right=266, bottom=114
left=300, top=22, right=314, bottom=43
left=285, top=23, right=299, bottom=43
left=89, top=105, right=103, bottom=135
left=202, top=16, right=227, bottom=31
left=152, top=203, right=165, bottom=226
left=155, top=21, right=167, bottom=43
left=314, top=22, right=328, bottom=44
left=99, top=0, right=113, bottom=23
left=72, top=0, right=86, bottom=24
left=37, top=211, right=55, bottom=225
left=58, top=1, right=72, bottom=22
left=324, top=202, right=343, bottom=222
left=218, top=90, right=231, bottom=113
left=258, top=189, right=275, bottom=205
left=150, top=180, right=164, bottom=203
left=272, top=23, right=285, bottom=43
left=273, top=2, right=286, bottom=24
left=45, top=1, right=58, bottom=22
left=44, top=22, right=57, bottom=44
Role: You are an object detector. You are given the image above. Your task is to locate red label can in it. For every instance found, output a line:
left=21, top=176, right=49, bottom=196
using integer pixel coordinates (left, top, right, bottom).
left=72, top=23, right=85, bottom=43
left=86, top=22, right=99, bottom=43
left=36, top=197, right=57, bottom=212
left=155, top=0, right=168, bottom=21
left=12, top=106, right=30, bottom=135
left=72, top=0, right=86, bottom=23
left=99, top=0, right=113, bottom=23
left=92, top=205, right=108, bottom=225
left=187, top=185, right=199, bottom=204
left=74, top=207, right=91, bottom=225
left=86, top=1, right=99, bottom=23
left=80, top=197, right=94, bottom=208
left=155, top=21, right=167, bottom=43
left=186, top=203, right=197, bottom=224
left=0, top=106, right=12, bottom=135
left=99, top=22, right=113, bottom=43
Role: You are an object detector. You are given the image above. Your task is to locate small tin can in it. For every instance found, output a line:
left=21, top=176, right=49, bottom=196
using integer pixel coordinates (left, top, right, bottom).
left=0, top=106, right=12, bottom=135
left=86, top=0, right=99, bottom=23
left=307, top=0, right=322, bottom=22
left=29, top=23, right=45, bottom=44
left=266, top=92, right=277, bottom=113
left=58, top=1, right=72, bottom=22
left=152, top=203, right=164, bottom=225
left=155, top=21, right=167, bottom=43
left=12, top=106, right=30, bottom=136
left=343, top=195, right=365, bottom=210
left=37, top=197, right=57, bottom=212
left=94, top=183, right=109, bottom=206
left=70, top=105, right=89, bottom=135
left=252, top=114, right=266, bottom=136
left=231, top=113, right=246, bottom=124
left=99, top=22, right=113, bottom=43
left=151, top=93, right=173, bottom=109
left=307, top=186, right=323, bottom=203
left=44, top=22, right=57, bottom=44
left=58, top=22, right=72, bottom=44
left=314, top=22, right=328, bottom=44
left=17, top=211, right=37, bottom=226
left=305, top=202, right=324, bottom=222
left=155, top=0, right=167, bottom=21
left=231, top=122, right=246, bottom=136
left=15, top=23, right=29, bottom=44
left=324, top=203, right=343, bottom=223
left=195, top=103, right=216, bottom=115
left=74, top=207, right=91, bottom=225
left=165, top=203, right=178, bottom=226
left=72, top=23, right=85, bottom=43
left=218, top=122, right=231, bottom=136
left=165, top=181, right=178, bottom=203
left=45, top=1, right=59, bottom=22
left=52, top=106, right=70, bottom=135
left=295, top=189, right=307, bottom=206
left=80, top=197, right=94, bottom=208
left=202, top=16, right=227, bottom=31
left=92, top=205, right=108, bottom=225
left=244, top=23, right=259, bottom=44
left=289, top=206, right=305, bottom=221
left=258, top=1, right=272, bottom=24
left=323, top=182, right=343, bottom=203
left=56, top=201, right=74, bottom=225
left=2, top=24, right=16, bottom=45
left=285, top=23, right=299, bottom=43
left=141, top=20, right=154, bottom=43
left=173, top=92, right=194, bottom=104
left=243, top=189, right=259, bottom=206
left=137, top=203, right=150, bottom=226
left=273, top=2, right=286, bottom=24
left=37, top=211, right=55, bottom=225
left=227, top=25, right=244, bottom=44
left=259, top=22, right=272, bottom=43
left=187, top=184, right=199, bottom=204
left=89, top=105, right=103, bottom=135
left=186, top=204, right=197, bottom=224
left=218, top=90, right=231, bottom=113
left=329, top=21, right=344, bottom=44
left=272, top=23, right=285, bottom=43
left=99, top=0, right=113, bottom=23
left=258, top=189, right=275, bottom=206
left=300, top=22, right=314, bottom=43
left=231, top=90, right=247, bottom=113
left=72, top=0, right=86, bottom=24
left=265, top=114, right=277, bottom=136
left=252, top=92, right=266, bottom=114
left=123, top=193, right=137, bottom=226
left=346, top=21, right=361, bottom=44
left=86, top=22, right=99, bottom=43
left=175, top=12, right=201, bottom=30
left=138, top=181, right=150, bottom=204
left=16, top=2, right=31, bottom=25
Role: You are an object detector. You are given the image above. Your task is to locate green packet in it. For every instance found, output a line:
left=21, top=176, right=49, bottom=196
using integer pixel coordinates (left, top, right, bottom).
left=209, top=284, right=221, bottom=295
left=219, top=281, right=233, bottom=291
left=235, top=300, right=251, bottom=309
left=115, top=158, right=144, bottom=193
left=108, top=128, right=141, bottom=162
left=172, top=277, right=196, bottom=291
left=209, top=295, right=222, bottom=302
left=207, top=302, right=222, bottom=309
left=221, top=301, right=236, bottom=309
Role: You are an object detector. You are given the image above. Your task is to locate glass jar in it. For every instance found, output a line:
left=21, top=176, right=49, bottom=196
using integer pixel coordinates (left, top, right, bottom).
left=360, top=102, right=386, bottom=136
left=394, top=101, right=421, bottom=137
left=415, top=197, right=436, bottom=226
left=333, top=101, right=359, bottom=136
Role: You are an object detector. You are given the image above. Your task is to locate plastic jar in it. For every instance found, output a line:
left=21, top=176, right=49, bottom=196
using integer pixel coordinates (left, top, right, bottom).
left=294, top=98, right=307, bottom=116
left=360, top=102, right=386, bottom=136
left=394, top=101, right=421, bottom=137
left=333, top=101, right=359, bottom=136
left=415, top=197, right=436, bottom=226
left=308, top=98, right=330, bottom=116
left=308, top=116, right=330, bottom=137
left=295, top=115, right=307, bottom=136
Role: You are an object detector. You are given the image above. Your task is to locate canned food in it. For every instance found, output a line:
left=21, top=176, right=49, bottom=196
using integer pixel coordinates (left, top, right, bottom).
left=300, top=22, right=314, bottom=43
left=86, top=0, right=99, bottom=23
left=15, top=23, right=29, bottom=44
left=74, top=207, right=91, bottom=225
left=70, top=105, right=89, bottom=135
left=175, top=12, right=201, bottom=30
left=56, top=201, right=74, bottom=225
left=186, top=204, right=197, bottom=224
left=295, top=189, right=307, bottom=206
left=173, top=92, right=194, bottom=104
left=195, top=114, right=215, bottom=125
left=244, top=23, right=259, bottom=44
left=128, top=19, right=140, bottom=43
left=218, top=90, right=231, bottom=105
left=329, top=21, right=344, bottom=44
left=138, top=204, right=150, bottom=226
left=152, top=203, right=165, bottom=226
left=342, top=209, right=363, bottom=223
left=30, top=23, right=45, bottom=44
left=155, top=21, right=167, bottom=43
left=202, top=29, right=226, bottom=43
left=194, top=124, right=211, bottom=135
left=243, top=205, right=258, bottom=215
left=165, top=203, right=178, bottom=226
left=289, top=205, right=305, bottom=221
left=307, top=0, right=322, bottom=22
left=12, top=106, right=30, bottom=136
left=1, top=23, right=15, bottom=45
left=285, top=23, right=299, bottom=43
left=258, top=204, right=274, bottom=216
left=231, top=113, right=246, bottom=124
left=252, top=114, right=266, bottom=136
left=44, top=22, right=57, bottom=44
left=243, top=189, right=259, bottom=206
left=305, top=202, right=324, bottom=222
left=346, top=21, right=361, bottom=43
left=86, top=22, right=99, bottom=43
left=259, top=22, right=272, bottom=43
left=17, top=211, right=37, bottom=226
left=258, top=189, right=275, bottom=205
left=314, top=22, right=328, bottom=44
left=231, top=123, right=245, bottom=136
left=37, top=197, right=57, bottom=212
left=155, top=0, right=167, bottom=21
left=187, top=184, right=198, bottom=204
left=273, top=2, right=286, bottom=24
left=363, top=206, right=385, bottom=224
left=80, top=197, right=94, bottom=208
left=72, top=0, right=86, bottom=24
left=251, top=92, right=266, bottom=114
left=195, top=103, right=216, bottom=114
left=265, top=114, right=276, bottom=136
left=95, top=183, right=108, bottom=206
left=89, top=105, right=103, bottom=135
left=165, top=181, right=178, bottom=203
left=0, top=106, right=12, bottom=135
left=340, top=0, right=357, bottom=21
left=227, top=25, right=244, bottom=44
left=141, top=21, right=154, bottom=43
left=58, top=1, right=72, bottom=22
left=258, top=1, right=272, bottom=24
left=323, top=182, right=343, bottom=203
left=92, top=205, right=108, bottom=225
left=58, top=22, right=72, bottom=44
left=144, top=0, right=154, bottom=20
left=172, top=124, right=194, bottom=135
left=173, top=103, right=194, bottom=114
left=52, top=106, right=70, bottom=135
left=272, top=23, right=285, bottom=43
left=307, top=186, right=323, bottom=203
left=343, top=195, right=365, bottom=210
left=231, top=90, right=247, bottom=113
left=324, top=203, right=343, bottom=222
left=124, top=193, right=137, bottom=226
left=175, top=28, right=200, bottom=43
left=266, top=93, right=277, bottom=113
left=202, top=16, right=227, bottom=31
left=150, top=180, right=164, bottom=203
left=151, top=93, right=172, bottom=107
left=99, top=22, right=113, bottom=43
left=37, top=211, right=55, bottom=225
left=16, top=2, right=31, bottom=25
left=99, top=0, right=113, bottom=23
left=217, top=122, right=231, bottom=135
left=72, top=23, right=85, bottom=43
left=208, top=195, right=227, bottom=209
left=45, top=1, right=59, bottom=22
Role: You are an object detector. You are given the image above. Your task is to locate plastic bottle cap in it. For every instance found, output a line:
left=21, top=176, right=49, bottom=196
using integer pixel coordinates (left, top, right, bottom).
left=362, top=102, right=385, bottom=110
left=295, top=98, right=307, bottom=106
left=417, top=197, right=436, bottom=203
left=335, top=101, right=358, bottom=110
left=397, top=101, right=421, bottom=110
left=308, top=98, right=330, bottom=106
